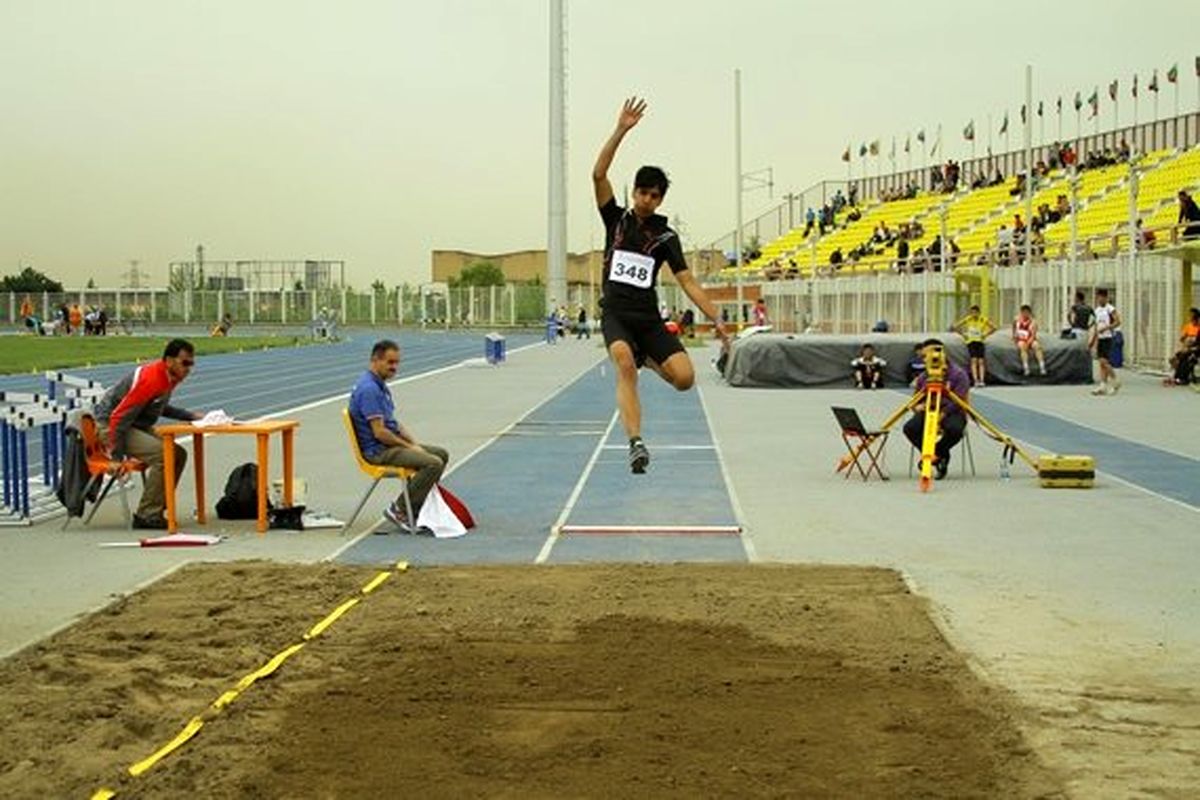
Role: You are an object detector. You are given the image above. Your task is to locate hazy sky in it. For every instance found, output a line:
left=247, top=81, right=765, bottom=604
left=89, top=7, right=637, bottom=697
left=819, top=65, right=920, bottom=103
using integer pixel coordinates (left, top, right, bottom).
left=2, top=1, right=1196, bottom=288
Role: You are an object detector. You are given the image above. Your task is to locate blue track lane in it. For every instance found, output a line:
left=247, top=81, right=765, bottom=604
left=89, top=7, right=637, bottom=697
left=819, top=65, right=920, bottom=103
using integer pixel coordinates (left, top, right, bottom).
left=0, top=331, right=541, bottom=480
left=338, top=364, right=748, bottom=566
left=966, top=393, right=1200, bottom=509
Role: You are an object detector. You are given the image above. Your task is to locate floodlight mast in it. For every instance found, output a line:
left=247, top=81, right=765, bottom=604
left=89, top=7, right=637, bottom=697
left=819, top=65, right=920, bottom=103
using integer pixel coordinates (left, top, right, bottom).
left=547, top=0, right=568, bottom=315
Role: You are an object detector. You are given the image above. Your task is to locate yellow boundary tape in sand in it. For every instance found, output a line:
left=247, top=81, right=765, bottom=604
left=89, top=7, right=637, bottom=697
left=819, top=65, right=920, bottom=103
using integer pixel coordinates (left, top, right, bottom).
left=90, top=561, right=408, bottom=799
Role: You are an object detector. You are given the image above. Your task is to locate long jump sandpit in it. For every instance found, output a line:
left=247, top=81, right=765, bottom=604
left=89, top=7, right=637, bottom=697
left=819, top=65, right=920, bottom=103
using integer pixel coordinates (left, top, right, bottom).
left=0, top=562, right=1061, bottom=798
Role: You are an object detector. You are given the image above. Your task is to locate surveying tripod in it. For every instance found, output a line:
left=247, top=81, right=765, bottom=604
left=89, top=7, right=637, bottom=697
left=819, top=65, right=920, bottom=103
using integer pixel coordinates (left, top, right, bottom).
left=837, top=344, right=1038, bottom=491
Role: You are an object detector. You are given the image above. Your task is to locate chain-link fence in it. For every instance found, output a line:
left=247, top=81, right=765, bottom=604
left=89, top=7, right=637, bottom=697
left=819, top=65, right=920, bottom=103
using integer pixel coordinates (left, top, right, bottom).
left=760, top=254, right=1195, bottom=370
left=2, top=283, right=690, bottom=331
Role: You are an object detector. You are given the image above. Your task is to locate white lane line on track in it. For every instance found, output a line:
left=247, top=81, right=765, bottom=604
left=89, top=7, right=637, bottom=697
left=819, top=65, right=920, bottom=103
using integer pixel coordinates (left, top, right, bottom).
left=696, top=382, right=758, bottom=562
left=324, top=348, right=603, bottom=562
left=535, top=410, right=620, bottom=565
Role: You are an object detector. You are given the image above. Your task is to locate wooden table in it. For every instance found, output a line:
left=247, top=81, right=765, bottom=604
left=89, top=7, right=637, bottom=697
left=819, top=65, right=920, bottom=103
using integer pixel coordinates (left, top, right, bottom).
left=155, top=420, right=299, bottom=534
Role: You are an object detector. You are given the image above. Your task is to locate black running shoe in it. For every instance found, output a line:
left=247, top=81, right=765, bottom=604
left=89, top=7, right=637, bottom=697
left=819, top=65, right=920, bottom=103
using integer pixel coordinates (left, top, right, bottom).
left=629, top=439, right=650, bottom=474
left=935, top=452, right=950, bottom=480
left=132, top=513, right=168, bottom=530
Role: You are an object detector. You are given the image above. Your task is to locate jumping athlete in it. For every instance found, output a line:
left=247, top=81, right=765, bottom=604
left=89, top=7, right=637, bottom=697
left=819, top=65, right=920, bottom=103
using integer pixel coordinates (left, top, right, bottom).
left=593, top=97, right=730, bottom=474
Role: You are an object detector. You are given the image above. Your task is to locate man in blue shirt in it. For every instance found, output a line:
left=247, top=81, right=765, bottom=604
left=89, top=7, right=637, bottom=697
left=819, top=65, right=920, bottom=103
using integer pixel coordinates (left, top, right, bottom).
left=902, top=338, right=971, bottom=481
left=349, top=339, right=449, bottom=532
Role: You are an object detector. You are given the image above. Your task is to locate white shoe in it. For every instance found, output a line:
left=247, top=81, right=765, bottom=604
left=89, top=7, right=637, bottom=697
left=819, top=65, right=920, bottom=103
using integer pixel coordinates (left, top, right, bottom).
left=1090, top=384, right=1109, bottom=396
left=1109, top=380, right=1121, bottom=394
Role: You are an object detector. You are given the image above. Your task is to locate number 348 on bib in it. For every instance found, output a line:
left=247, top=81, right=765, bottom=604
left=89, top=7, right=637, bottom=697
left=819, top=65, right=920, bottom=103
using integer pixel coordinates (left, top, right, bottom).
left=609, top=249, right=655, bottom=289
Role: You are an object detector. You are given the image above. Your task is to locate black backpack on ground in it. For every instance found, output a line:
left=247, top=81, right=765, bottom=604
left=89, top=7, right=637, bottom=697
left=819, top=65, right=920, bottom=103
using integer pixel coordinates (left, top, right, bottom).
left=216, top=463, right=266, bottom=520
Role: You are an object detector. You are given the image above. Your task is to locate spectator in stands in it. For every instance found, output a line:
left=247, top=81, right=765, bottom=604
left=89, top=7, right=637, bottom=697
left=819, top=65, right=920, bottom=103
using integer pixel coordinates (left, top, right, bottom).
left=996, top=224, right=1013, bottom=266
left=847, top=207, right=862, bottom=222
left=829, top=248, right=844, bottom=268
left=1117, top=139, right=1131, bottom=162
left=971, top=171, right=987, bottom=190
left=803, top=207, right=815, bottom=237
left=930, top=166, right=944, bottom=190
left=752, top=298, right=769, bottom=328
left=895, top=237, right=910, bottom=272
left=851, top=343, right=886, bottom=389
left=832, top=189, right=846, bottom=212
left=848, top=184, right=858, bottom=207
left=1055, top=194, right=1072, bottom=219
left=1166, top=307, right=1200, bottom=386
left=1066, top=290, right=1094, bottom=339
left=1012, top=304, right=1047, bottom=377
left=1136, top=219, right=1157, bottom=250
left=904, top=338, right=970, bottom=480
left=991, top=167, right=1005, bottom=186
left=1178, top=190, right=1200, bottom=239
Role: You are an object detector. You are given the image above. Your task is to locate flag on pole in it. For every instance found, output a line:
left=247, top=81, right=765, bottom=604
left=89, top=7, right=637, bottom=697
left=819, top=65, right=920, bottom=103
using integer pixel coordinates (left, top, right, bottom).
left=841, top=145, right=851, bottom=163
left=999, top=112, right=1008, bottom=134
left=859, top=142, right=867, bottom=157
left=916, top=129, right=926, bottom=143
left=1087, top=88, right=1099, bottom=118
left=904, top=134, right=911, bottom=153
left=1132, top=74, right=1138, bottom=98
left=1020, top=104, right=1026, bottom=124
left=1056, top=96, right=1062, bottom=114
left=1167, top=63, right=1179, bottom=84
left=1037, top=100, right=1044, bottom=117
left=1149, top=69, right=1159, bottom=92
left=963, top=120, right=975, bottom=141
left=1073, top=91, right=1082, bottom=111
left=1195, top=56, right=1199, bottom=77
left=868, top=139, right=880, bottom=156
left=1108, top=79, right=1118, bottom=101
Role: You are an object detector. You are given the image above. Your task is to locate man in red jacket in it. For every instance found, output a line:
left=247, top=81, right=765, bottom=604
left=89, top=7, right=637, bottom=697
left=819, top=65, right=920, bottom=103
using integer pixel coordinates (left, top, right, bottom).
left=94, top=339, right=202, bottom=528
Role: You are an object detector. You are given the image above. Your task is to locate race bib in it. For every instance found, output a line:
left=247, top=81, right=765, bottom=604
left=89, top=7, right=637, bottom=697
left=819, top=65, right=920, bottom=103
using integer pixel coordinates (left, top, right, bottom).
left=609, top=249, right=655, bottom=289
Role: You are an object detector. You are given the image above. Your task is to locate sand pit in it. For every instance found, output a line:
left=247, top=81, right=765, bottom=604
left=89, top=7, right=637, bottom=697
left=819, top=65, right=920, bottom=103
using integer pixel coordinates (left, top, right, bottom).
left=0, top=562, right=1061, bottom=798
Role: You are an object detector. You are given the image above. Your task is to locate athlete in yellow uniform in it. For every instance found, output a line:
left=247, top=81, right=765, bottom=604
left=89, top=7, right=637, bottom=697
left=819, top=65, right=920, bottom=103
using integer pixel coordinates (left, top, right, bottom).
left=954, top=304, right=995, bottom=387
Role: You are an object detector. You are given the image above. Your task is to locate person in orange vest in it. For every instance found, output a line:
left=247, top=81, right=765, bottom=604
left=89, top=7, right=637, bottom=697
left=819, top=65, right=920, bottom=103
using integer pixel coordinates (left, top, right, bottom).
left=68, top=303, right=83, bottom=335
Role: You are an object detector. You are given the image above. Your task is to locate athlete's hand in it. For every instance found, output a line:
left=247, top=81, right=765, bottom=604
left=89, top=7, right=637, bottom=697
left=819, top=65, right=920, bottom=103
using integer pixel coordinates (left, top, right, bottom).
left=617, top=97, right=647, bottom=131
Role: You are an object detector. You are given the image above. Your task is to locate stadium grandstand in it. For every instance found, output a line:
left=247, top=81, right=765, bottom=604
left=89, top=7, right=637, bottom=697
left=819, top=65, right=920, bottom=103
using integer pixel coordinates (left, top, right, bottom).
left=718, top=114, right=1199, bottom=280
left=703, top=109, right=1200, bottom=371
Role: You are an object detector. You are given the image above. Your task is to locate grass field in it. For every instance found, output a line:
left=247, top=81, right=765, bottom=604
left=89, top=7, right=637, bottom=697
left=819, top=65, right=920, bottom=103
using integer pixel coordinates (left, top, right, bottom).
left=0, top=335, right=316, bottom=375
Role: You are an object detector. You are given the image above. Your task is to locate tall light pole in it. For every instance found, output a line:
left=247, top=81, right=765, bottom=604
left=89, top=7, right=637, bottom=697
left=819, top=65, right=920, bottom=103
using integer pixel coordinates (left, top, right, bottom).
left=734, top=68, right=744, bottom=327
left=547, top=0, right=567, bottom=314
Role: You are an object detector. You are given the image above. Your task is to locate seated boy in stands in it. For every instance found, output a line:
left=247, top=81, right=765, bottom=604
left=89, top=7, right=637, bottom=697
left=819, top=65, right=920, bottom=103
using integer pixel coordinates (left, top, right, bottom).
left=1012, top=304, right=1046, bottom=377
left=851, top=344, right=886, bottom=389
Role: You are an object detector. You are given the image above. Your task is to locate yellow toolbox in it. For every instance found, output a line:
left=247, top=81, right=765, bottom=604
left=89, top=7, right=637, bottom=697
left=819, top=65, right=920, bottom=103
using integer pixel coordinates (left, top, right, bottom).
left=1037, top=454, right=1095, bottom=488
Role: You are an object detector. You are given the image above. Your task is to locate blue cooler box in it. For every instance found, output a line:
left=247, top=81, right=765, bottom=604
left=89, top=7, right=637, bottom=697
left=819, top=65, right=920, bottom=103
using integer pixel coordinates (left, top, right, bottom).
left=485, top=333, right=506, bottom=364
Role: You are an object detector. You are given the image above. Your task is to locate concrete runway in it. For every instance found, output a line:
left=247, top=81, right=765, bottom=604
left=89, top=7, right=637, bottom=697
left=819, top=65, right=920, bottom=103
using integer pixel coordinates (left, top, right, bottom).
left=1, top=332, right=1197, bottom=795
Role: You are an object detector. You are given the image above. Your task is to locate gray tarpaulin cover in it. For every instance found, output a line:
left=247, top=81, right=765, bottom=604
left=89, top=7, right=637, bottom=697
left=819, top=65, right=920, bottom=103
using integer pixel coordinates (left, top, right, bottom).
left=723, top=333, right=1093, bottom=388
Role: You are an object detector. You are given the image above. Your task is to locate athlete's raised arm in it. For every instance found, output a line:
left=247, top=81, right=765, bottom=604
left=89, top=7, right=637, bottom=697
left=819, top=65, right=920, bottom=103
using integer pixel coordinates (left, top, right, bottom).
left=593, top=97, right=646, bottom=208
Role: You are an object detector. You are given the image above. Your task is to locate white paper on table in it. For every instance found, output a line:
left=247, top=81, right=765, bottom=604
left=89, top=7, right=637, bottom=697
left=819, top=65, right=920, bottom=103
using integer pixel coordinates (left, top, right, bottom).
left=194, top=409, right=235, bottom=427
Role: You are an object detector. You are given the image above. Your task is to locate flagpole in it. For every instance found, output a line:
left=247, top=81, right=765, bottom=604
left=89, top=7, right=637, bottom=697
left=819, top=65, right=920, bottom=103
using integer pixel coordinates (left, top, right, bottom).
left=987, top=113, right=993, bottom=164
left=1057, top=104, right=1062, bottom=142
left=1023, top=64, right=1033, bottom=296
left=1039, top=114, right=1044, bottom=148
left=1175, top=83, right=1180, bottom=118
left=1153, top=93, right=1158, bottom=122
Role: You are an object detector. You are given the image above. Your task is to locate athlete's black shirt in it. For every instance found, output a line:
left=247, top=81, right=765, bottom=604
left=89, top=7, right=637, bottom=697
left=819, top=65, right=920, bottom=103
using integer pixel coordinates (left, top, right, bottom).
left=599, top=198, right=687, bottom=317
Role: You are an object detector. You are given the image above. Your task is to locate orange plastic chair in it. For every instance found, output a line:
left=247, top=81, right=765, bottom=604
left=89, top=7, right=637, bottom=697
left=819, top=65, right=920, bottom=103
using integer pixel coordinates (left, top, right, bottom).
left=65, top=413, right=146, bottom=528
left=341, top=408, right=416, bottom=534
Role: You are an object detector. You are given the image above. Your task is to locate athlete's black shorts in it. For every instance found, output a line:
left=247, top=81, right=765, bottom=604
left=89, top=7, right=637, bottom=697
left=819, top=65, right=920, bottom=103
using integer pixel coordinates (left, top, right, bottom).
left=602, top=310, right=685, bottom=367
left=1096, top=337, right=1113, bottom=360
left=966, top=341, right=985, bottom=359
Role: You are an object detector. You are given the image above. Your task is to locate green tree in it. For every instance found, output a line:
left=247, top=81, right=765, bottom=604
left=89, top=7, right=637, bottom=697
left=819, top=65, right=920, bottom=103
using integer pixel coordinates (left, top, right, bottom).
left=1, top=266, right=63, bottom=293
left=452, top=261, right=505, bottom=288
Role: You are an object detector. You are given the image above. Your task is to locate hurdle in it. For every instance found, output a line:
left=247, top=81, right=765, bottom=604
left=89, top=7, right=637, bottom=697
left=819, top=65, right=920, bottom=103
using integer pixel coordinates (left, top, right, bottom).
left=0, top=374, right=106, bottom=527
left=0, top=403, right=70, bottom=527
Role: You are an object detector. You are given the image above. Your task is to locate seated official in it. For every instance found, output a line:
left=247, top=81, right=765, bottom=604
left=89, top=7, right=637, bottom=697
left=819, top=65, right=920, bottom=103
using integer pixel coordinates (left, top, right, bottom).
left=850, top=344, right=886, bottom=389
left=903, top=339, right=971, bottom=480
left=349, top=339, right=449, bottom=533
left=94, top=339, right=202, bottom=528
left=1167, top=307, right=1200, bottom=386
